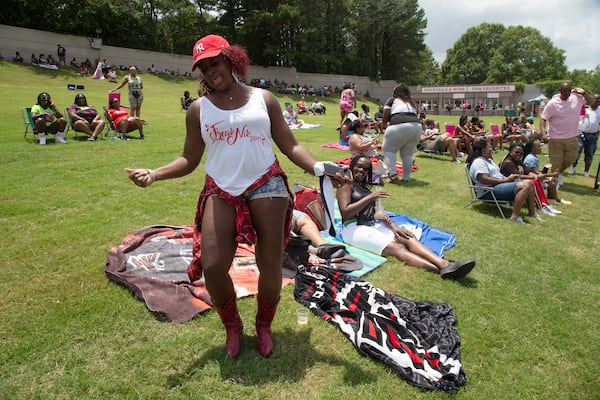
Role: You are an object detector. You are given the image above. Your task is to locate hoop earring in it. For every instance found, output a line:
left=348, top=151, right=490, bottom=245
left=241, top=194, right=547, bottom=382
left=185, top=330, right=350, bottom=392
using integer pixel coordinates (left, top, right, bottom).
left=198, top=79, right=212, bottom=97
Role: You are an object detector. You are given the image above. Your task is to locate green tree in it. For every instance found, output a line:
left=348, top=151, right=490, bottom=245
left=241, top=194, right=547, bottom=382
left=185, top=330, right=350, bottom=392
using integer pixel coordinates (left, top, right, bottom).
left=569, top=66, right=600, bottom=95
left=441, top=24, right=568, bottom=84
left=440, top=23, right=506, bottom=84
left=486, top=26, right=567, bottom=83
left=1, top=0, right=431, bottom=81
left=351, top=0, right=427, bottom=83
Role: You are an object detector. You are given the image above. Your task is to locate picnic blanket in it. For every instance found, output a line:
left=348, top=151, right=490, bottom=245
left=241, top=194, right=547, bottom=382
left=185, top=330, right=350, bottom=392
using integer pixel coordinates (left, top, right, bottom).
left=290, top=123, right=321, bottom=129
left=105, top=225, right=388, bottom=322
left=295, top=266, right=466, bottom=392
left=105, top=225, right=294, bottom=323
left=321, top=143, right=349, bottom=150
left=324, top=194, right=456, bottom=258
left=335, top=156, right=418, bottom=176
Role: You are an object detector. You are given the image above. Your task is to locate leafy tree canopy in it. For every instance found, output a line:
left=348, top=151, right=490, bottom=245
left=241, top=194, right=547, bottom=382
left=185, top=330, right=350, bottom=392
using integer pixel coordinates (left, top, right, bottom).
left=4, top=2, right=597, bottom=86
left=441, top=23, right=569, bottom=84
left=0, top=0, right=432, bottom=83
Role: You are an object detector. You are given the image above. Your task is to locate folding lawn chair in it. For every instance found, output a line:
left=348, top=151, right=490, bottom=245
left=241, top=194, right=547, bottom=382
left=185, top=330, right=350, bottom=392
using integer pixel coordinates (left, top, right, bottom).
left=64, top=107, right=79, bottom=139
left=108, top=92, right=121, bottom=106
left=104, top=92, right=123, bottom=139
left=463, top=164, right=511, bottom=218
left=595, top=160, right=600, bottom=190
left=490, top=124, right=502, bottom=150
left=22, top=107, right=63, bottom=143
left=103, top=106, right=123, bottom=140
left=22, top=107, right=36, bottom=141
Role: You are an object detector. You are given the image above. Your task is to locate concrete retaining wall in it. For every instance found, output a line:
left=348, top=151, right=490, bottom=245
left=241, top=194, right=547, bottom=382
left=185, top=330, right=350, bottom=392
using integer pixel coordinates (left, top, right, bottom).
left=0, top=24, right=396, bottom=102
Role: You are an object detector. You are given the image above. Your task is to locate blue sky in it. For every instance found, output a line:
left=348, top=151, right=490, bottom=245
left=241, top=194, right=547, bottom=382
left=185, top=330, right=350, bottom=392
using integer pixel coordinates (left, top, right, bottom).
left=419, top=0, right=600, bottom=71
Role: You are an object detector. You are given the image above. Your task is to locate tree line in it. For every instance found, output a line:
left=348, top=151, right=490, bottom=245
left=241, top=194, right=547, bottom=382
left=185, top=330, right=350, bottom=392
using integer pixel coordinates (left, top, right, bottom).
left=2, top=0, right=598, bottom=91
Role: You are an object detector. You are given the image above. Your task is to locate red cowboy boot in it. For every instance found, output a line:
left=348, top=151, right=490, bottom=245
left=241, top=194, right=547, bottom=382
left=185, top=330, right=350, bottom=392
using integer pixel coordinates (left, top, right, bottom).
left=213, top=295, right=243, bottom=358
left=255, top=296, right=279, bottom=357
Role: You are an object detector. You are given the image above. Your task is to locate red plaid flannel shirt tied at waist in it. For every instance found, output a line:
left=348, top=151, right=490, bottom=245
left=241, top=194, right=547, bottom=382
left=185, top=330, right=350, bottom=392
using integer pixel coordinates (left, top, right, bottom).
left=187, top=159, right=293, bottom=283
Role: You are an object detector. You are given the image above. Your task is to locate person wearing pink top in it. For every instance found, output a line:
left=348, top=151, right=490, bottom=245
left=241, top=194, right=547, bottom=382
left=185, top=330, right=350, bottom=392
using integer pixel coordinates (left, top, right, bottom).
left=540, top=82, right=595, bottom=178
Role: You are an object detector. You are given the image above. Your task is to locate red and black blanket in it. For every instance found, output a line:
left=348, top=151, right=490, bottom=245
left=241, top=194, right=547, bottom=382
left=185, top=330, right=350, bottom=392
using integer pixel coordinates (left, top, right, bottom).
left=294, top=266, right=466, bottom=392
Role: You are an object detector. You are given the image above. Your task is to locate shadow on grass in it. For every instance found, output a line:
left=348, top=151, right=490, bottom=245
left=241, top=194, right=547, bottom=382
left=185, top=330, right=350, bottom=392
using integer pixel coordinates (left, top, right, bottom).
left=452, top=275, right=479, bottom=288
left=386, top=178, right=430, bottom=188
left=559, top=181, right=600, bottom=197
left=165, top=327, right=375, bottom=388
left=464, top=202, right=511, bottom=219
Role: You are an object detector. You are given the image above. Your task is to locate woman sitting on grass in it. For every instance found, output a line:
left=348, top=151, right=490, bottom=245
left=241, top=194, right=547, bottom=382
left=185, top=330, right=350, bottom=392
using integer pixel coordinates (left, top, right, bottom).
left=347, top=119, right=389, bottom=178
left=283, top=104, right=304, bottom=128
left=336, top=154, right=476, bottom=279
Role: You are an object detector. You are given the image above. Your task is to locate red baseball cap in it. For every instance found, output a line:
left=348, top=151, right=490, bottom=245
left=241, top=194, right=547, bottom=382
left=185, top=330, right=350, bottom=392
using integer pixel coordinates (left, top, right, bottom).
left=192, top=34, right=230, bottom=71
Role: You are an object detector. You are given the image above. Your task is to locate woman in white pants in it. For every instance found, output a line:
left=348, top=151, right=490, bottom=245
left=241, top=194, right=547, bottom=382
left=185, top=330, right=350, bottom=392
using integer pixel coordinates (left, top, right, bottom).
left=381, top=83, right=422, bottom=182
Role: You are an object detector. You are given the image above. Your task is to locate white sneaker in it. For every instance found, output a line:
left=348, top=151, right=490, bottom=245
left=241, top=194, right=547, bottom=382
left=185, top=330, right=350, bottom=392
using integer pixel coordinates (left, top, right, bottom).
left=510, top=216, right=529, bottom=225
left=39, top=136, right=46, bottom=145
left=529, top=212, right=544, bottom=222
left=583, top=171, right=590, bottom=177
left=56, top=136, right=68, bottom=144
left=546, top=205, right=562, bottom=215
left=540, top=206, right=556, bottom=217
left=458, top=152, right=465, bottom=158
left=567, top=166, right=576, bottom=175
left=556, top=173, right=563, bottom=190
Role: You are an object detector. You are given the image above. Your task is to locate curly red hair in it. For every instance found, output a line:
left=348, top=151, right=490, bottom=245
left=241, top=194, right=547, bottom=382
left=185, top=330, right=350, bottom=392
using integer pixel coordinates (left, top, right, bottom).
left=222, top=45, right=250, bottom=79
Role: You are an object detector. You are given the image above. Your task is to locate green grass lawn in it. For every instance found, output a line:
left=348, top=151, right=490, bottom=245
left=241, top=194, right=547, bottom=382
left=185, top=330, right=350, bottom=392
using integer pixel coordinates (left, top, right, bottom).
left=1, top=60, right=599, bottom=399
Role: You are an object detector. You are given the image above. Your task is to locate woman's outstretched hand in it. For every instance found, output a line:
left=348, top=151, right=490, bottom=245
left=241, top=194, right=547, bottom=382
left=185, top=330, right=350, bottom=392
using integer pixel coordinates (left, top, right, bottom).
left=125, top=168, right=156, bottom=187
left=394, top=227, right=415, bottom=240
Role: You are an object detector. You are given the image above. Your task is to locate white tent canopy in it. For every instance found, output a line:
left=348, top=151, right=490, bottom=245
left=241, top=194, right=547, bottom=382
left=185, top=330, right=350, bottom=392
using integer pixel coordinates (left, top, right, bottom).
left=527, top=94, right=548, bottom=103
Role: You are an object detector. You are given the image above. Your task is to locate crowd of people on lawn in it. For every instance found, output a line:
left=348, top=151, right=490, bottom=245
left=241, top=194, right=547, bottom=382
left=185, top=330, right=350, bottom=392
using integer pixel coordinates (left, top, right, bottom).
left=334, top=81, right=599, bottom=226
left=20, top=33, right=599, bottom=360
left=122, top=34, right=479, bottom=360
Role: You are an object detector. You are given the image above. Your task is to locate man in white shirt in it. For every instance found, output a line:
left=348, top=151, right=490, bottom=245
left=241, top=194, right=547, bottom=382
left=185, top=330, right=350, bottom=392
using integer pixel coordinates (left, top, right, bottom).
left=568, top=94, right=600, bottom=177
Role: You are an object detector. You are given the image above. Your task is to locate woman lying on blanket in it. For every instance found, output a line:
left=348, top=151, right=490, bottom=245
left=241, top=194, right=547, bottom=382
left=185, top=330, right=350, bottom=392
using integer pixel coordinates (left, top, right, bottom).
left=336, top=154, right=476, bottom=279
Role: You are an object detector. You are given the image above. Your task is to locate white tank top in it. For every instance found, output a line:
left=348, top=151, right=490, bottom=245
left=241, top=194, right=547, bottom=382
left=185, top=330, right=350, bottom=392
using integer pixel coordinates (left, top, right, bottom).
left=199, top=88, right=275, bottom=196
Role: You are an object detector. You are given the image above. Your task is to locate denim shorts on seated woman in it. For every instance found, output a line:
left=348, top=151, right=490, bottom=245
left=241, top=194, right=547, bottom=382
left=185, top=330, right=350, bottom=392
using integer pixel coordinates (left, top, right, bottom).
left=479, top=182, right=517, bottom=201
left=245, top=175, right=290, bottom=201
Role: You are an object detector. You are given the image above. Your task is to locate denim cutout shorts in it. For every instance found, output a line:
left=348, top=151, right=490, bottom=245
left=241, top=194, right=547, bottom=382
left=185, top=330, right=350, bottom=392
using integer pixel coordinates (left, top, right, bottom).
left=246, top=175, right=290, bottom=201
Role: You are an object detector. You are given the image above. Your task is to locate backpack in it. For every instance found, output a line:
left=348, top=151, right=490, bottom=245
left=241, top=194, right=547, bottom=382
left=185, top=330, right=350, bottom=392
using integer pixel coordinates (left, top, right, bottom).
left=293, top=184, right=328, bottom=231
left=282, top=235, right=311, bottom=278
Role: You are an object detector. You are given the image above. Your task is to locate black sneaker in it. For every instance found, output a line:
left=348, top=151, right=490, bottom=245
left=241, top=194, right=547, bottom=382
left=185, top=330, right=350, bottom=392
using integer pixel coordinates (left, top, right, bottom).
left=440, top=259, right=476, bottom=280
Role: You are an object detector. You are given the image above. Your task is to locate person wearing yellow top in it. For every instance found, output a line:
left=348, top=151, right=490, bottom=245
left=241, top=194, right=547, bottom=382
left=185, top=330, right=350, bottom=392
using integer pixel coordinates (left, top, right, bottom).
left=30, top=92, right=67, bottom=145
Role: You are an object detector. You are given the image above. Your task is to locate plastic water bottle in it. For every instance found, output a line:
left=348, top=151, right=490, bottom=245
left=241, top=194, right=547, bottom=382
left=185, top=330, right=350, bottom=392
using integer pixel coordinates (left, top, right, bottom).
left=374, top=188, right=386, bottom=220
